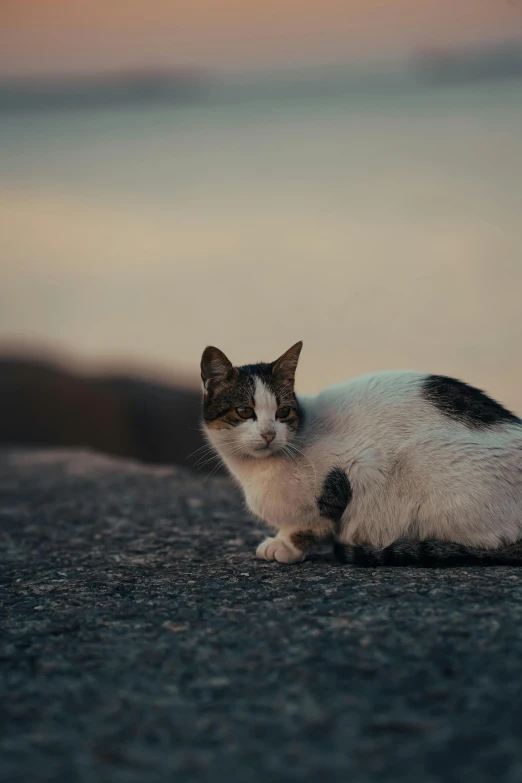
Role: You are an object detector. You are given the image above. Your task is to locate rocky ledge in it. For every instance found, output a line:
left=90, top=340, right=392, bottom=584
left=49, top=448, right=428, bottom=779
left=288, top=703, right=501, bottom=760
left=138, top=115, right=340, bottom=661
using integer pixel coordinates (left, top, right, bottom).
left=2, top=449, right=522, bottom=783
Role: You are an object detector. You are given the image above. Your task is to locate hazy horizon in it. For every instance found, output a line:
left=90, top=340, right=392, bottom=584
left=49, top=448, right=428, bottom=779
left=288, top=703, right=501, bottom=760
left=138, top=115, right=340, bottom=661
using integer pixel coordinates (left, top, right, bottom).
left=1, top=0, right=522, bottom=78
left=1, top=72, right=522, bottom=411
left=2, top=3, right=522, bottom=414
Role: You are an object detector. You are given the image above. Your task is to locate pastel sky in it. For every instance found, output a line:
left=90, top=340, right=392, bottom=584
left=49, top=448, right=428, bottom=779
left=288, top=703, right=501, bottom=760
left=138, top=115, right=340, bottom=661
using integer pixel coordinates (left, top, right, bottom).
left=1, top=0, right=522, bottom=76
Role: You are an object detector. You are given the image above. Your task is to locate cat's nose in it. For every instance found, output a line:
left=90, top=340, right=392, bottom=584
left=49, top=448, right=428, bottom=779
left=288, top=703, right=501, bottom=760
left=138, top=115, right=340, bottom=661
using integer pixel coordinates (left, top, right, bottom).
left=261, top=432, right=275, bottom=444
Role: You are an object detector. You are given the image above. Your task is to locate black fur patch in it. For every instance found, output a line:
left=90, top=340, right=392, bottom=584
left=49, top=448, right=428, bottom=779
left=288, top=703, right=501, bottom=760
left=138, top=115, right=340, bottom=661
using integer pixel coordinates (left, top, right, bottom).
left=238, top=362, right=275, bottom=381
left=334, top=540, right=522, bottom=567
left=317, top=468, right=352, bottom=526
left=422, top=375, right=521, bottom=429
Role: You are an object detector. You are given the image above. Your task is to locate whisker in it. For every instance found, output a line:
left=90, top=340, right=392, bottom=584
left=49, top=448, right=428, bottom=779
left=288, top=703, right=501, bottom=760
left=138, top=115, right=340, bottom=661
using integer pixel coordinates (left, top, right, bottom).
left=193, top=448, right=219, bottom=466
left=195, top=455, right=222, bottom=471
left=202, top=442, right=250, bottom=481
left=186, top=443, right=214, bottom=459
left=193, top=448, right=218, bottom=462
left=285, top=441, right=318, bottom=492
left=281, top=446, right=299, bottom=468
left=192, top=433, right=245, bottom=468
left=204, top=459, right=227, bottom=480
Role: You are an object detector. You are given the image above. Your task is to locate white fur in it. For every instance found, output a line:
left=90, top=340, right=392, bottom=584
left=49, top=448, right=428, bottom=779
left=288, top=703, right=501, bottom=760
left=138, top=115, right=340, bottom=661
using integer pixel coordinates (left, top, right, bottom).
left=205, top=370, right=522, bottom=561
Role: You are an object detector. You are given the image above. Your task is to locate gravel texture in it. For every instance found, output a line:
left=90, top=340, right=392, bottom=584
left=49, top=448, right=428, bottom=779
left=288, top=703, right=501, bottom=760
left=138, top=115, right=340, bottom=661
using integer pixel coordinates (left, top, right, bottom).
left=2, top=448, right=522, bottom=783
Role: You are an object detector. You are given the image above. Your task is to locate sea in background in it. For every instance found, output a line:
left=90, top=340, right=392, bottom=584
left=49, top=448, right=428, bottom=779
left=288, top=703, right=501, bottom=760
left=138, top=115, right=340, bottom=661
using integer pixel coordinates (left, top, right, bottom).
left=1, top=67, right=522, bottom=407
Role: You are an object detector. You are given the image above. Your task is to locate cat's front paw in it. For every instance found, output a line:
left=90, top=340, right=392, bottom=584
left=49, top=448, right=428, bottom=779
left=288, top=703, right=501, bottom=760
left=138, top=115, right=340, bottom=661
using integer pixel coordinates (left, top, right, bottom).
left=255, top=537, right=305, bottom=565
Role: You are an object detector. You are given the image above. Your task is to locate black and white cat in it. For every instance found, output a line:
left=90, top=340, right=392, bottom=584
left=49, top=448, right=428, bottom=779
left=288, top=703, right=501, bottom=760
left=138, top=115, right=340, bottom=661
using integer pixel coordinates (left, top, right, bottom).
left=200, top=342, right=522, bottom=566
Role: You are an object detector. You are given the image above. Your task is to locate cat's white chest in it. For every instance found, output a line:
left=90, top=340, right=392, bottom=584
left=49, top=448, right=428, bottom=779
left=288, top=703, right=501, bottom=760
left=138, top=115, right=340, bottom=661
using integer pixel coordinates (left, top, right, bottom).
left=235, top=460, right=317, bottom=530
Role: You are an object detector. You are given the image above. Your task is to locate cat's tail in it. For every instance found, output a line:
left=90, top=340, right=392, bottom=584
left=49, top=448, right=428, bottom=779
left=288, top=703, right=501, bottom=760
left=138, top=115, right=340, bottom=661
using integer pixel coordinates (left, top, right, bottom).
left=334, top=539, right=522, bottom=567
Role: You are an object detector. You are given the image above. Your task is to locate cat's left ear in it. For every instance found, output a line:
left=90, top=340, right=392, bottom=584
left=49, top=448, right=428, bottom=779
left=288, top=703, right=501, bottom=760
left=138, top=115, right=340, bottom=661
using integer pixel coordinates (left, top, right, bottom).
left=272, top=341, right=302, bottom=386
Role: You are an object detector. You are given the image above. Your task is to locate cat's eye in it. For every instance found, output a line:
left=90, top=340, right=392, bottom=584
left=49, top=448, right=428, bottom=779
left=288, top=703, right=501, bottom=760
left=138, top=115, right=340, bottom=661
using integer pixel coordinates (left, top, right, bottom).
left=236, top=407, right=255, bottom=419
left=277, top=406, right=291, bottom=419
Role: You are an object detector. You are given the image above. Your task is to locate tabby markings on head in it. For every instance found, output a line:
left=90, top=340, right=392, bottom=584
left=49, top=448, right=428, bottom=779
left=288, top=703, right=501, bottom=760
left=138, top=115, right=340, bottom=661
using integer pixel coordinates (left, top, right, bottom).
left=201, top=344, right=302, bottom=432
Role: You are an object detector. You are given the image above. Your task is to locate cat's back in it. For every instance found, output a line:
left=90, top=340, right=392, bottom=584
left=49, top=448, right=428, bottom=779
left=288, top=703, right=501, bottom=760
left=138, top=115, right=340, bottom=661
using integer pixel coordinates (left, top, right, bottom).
left=317, top=370, right=423, bottom=410
left=304, top=370, right=426, bottom=436
left=302, top=369, right=522, bottom=445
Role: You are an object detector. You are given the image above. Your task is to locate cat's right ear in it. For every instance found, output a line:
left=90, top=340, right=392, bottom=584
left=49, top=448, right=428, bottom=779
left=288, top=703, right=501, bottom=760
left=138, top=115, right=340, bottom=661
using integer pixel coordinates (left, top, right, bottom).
left=272, top=341, right=303, bottom=387
left=200, top=346, right=236, bottom=395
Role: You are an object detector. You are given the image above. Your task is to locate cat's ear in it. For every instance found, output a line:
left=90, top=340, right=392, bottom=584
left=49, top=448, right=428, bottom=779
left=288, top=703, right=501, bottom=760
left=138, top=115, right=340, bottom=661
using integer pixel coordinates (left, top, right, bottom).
left=272, top=341, right=302, bottom=386
left=201, top=346, right=236, bottom=393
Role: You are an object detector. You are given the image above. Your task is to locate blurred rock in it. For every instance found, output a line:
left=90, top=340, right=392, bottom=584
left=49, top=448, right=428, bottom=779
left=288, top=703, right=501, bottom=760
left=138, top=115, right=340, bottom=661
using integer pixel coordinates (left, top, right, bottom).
left=0, top=356, right=208, bottom=470
left=0, top=70, right=208, bottom=112
left=414, top=42, right=522, bottom=84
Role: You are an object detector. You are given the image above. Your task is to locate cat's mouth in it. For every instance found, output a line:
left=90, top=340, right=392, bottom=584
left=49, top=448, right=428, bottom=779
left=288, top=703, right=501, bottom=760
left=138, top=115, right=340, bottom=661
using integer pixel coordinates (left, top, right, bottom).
left=252, top=442, right=277, bottom=457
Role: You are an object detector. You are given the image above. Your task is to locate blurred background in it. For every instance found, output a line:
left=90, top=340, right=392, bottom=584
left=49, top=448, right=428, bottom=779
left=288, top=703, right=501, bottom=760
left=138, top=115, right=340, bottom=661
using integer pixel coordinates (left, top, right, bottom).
left=1, top=0, right=522, bottom=468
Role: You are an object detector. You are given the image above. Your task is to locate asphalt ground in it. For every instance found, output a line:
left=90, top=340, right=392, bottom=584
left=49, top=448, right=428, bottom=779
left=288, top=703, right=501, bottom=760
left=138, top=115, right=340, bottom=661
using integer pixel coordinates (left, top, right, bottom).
left=2, top=449, right=522, bottom=783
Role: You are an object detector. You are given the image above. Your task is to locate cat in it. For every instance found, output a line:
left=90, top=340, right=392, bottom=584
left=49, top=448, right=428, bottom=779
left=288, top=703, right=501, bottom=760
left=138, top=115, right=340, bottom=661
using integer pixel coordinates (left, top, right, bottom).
left=200, top=342, right=522, bottom=566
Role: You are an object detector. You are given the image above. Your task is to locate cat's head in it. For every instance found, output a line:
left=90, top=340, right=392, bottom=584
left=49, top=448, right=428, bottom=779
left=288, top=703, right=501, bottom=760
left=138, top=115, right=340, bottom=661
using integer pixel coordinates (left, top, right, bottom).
left=200, top=342, right=303, bottom=460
